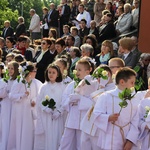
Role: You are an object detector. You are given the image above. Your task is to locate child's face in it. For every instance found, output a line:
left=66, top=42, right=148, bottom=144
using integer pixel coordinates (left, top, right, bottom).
left=75, top=63, right=90, bottom=80
left=8, top=64, right=14, bottom=77
left=48, top=67, right=58, bottom=83
left=55, top=61, right=66, bottom=75
left=109, top=61, right=121, bottom=74
left=6, top=39, right=13, bottom=48
left=122, top=76, right=136, bottom=89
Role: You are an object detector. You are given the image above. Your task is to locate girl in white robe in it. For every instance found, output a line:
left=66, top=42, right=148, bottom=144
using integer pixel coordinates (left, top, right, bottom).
left=34, top=63, right=65, bottom=150
left=7, top=61, right=42, bottom=150
left=1, top=61, right=20, bottom=150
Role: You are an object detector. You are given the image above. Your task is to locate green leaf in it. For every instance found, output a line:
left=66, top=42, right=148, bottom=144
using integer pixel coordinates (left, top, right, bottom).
left=42, top=100, right=49, bottom=106
left=133, top=66, right=140, bottom=73
left=85, top=79, right=91, bottom=85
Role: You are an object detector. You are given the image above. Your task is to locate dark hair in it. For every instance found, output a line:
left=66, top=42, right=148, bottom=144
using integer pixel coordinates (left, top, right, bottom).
left=42, top=38, right=52, bottom=46
left=70, top=47, right=81, bottom=57
left=17, top=36, right=27, bottom=42
left=55, top=38, right=65, bottom=47
left=84, top=35, right=98, bottom=49
left=45, top=63, right=62, bottom=82
left=6, top=37, right=16, bottom=45
left=81, top=19, right=87, bottom=24
left=20, top=61, right=34, bottom=78
left=8, top=61, right=19, bottom=80
left=115, top=67, right=136, bottom=85
left=67, top=35, right=75, bottom=42
left=14, top=54, right=25, bottom=63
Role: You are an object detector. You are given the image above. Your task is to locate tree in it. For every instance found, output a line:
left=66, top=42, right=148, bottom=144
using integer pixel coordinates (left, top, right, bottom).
left=0, top=0, right=18, bottom=34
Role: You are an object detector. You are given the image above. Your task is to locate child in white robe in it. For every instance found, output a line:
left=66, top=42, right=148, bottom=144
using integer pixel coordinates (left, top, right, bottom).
left=80, top=65, right=116, bottom=150
left=93, top=67, right=139, bottom=150
left=138, top=78, right=150, bottom=150
left=0, top=61, right=20, bottom=150
left=59, top=57, right=97, bottom=150
left=34, top=63, right=65, bottom=150
left=7, top=61, right=42, bottom=150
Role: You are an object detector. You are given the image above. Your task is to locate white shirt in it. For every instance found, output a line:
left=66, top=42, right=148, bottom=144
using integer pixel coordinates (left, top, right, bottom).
left=76, top=10, right=91, bottom=29
left=29, top=13, right=40, bottom=32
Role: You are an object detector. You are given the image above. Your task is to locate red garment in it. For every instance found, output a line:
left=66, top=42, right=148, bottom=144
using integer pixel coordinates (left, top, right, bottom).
left=16, top=46, right=26, bottom=55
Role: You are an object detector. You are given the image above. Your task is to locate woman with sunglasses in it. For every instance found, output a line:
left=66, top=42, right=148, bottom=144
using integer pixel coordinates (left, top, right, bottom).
left=35, top=38, right=56, bottom=83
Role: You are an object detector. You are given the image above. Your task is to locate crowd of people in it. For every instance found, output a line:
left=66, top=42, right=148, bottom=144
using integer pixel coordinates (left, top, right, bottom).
left=0, top=0, right=150, bottom=150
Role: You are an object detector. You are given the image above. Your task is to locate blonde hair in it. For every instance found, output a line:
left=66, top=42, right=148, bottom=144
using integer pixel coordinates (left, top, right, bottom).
left=109, top=57, right=125, bottom=67
left=119, top=37, right=134, bottom=51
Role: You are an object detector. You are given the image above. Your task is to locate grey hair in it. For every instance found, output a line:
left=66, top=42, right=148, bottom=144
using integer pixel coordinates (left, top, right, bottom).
left=140, top=53, right=150, bottom=60
left=80, top=43, right=94, bottom=54
left=124, top=3, right=132, bottom=12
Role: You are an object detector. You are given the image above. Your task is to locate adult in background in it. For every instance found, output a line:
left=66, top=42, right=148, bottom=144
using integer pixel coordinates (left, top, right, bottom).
left=47, top=3, right=59, bottom=31
left=15, top=16, right=26, bottom=40
left=115, top=3, right=133, bottom=35
left=35, top=38, right=54, bottom=83
left=94, top=0, right=106, bottom=26
left=42, top=7, right=49, bottom=38
left=0, top=37, right=7, bottom=62
left=76, top=4, right=91, bottom=29
left=131, top=0, right=140, bottom=30
left=29, top=9, right=41, bottom=42
left=1, top=20, right=14, bottom=39
left=60, top=0, right=71, bottom=36
left=118, top=37, right=137, bottom=68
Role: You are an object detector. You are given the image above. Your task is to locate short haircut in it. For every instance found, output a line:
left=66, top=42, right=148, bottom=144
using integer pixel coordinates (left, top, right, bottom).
left=70, top=47, right=81, bottom=57
left=102, top=10, right=110, bottom=16
left=63, top=25, right=70, bottom=29
left=109, top=57, right=125, bottom=67
left=6, top=53, right=15, bottom=59
left=45, top=63, right=62, bottom=82
left=81, top=19, right=87, bottom=24
left=18, top=16, right=24, bottom=23
left=70, top=26, right=78, bottom=34
left=80, top=43, right=94, bottom=55
left=17, top=36, right=27, bottom=42
left=79, top=4, right=84, bottom=8
left=0, top=37, right=5, bottom=44
left=8, top=61, right=19, bottom=80
left=67, top=35, right=75, bottom=42
left=55, top=38, right=65, bottom=47
left=4, top=20, right=10, bottom=24
left=115, top=67, right=136, bottom=85
left=119, top=37, right=134, bottom=51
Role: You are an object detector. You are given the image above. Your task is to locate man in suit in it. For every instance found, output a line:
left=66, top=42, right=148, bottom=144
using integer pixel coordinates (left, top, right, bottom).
left=60, top=0, right=71, bottom=36
left=2, top=20, right=14, bottom=39
left=47, top=3, right=59, bottom=29
left=98, top=13, right=116, bottom=43
left=118, top=37, right=138, bottom=69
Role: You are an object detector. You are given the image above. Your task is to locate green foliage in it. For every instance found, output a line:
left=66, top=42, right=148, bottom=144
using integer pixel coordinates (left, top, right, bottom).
left=73, top=70, right=81, bottom=88
left=3, top=69, right=10, bottom=83
left=118, top=88, right=135, bottom=114
left=92, top=68, right=108, bottom=80
left=42, top=98, right=56, bottom=110
left=0, top=0, right=18, bottom=33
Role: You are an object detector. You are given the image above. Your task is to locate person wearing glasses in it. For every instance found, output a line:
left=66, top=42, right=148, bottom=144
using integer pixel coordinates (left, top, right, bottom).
left=35, top=38, right=55, bottom=83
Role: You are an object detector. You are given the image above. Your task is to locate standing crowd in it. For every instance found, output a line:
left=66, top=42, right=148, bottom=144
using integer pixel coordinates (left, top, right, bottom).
left=0, top=0, right=150, bottom=150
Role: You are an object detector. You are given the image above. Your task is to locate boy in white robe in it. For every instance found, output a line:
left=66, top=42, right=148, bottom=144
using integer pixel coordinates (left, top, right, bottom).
left=138, top=78, right=150, bottom=150
left=93, top=67, right=139, bottom=150
left=80, top=65, right=116, bottom=150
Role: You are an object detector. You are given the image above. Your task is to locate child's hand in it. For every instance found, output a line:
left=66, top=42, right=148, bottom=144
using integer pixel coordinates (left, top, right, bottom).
left=69, top=93, right=81, bottom=103
left=25, top=91, right=29, bottom=96
left=123, top=140, right=133, bottom=150
left=108, top=113, right=119, bottom=122
left=31, top=101, right=36, bottom=107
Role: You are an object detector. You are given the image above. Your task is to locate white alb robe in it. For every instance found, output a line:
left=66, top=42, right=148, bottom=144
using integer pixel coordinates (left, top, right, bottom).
left=34, top=82, right=65, bottom=150
left=7, top=79, right=42, bottom=150
left=93, top=87, right=139, bottom=150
